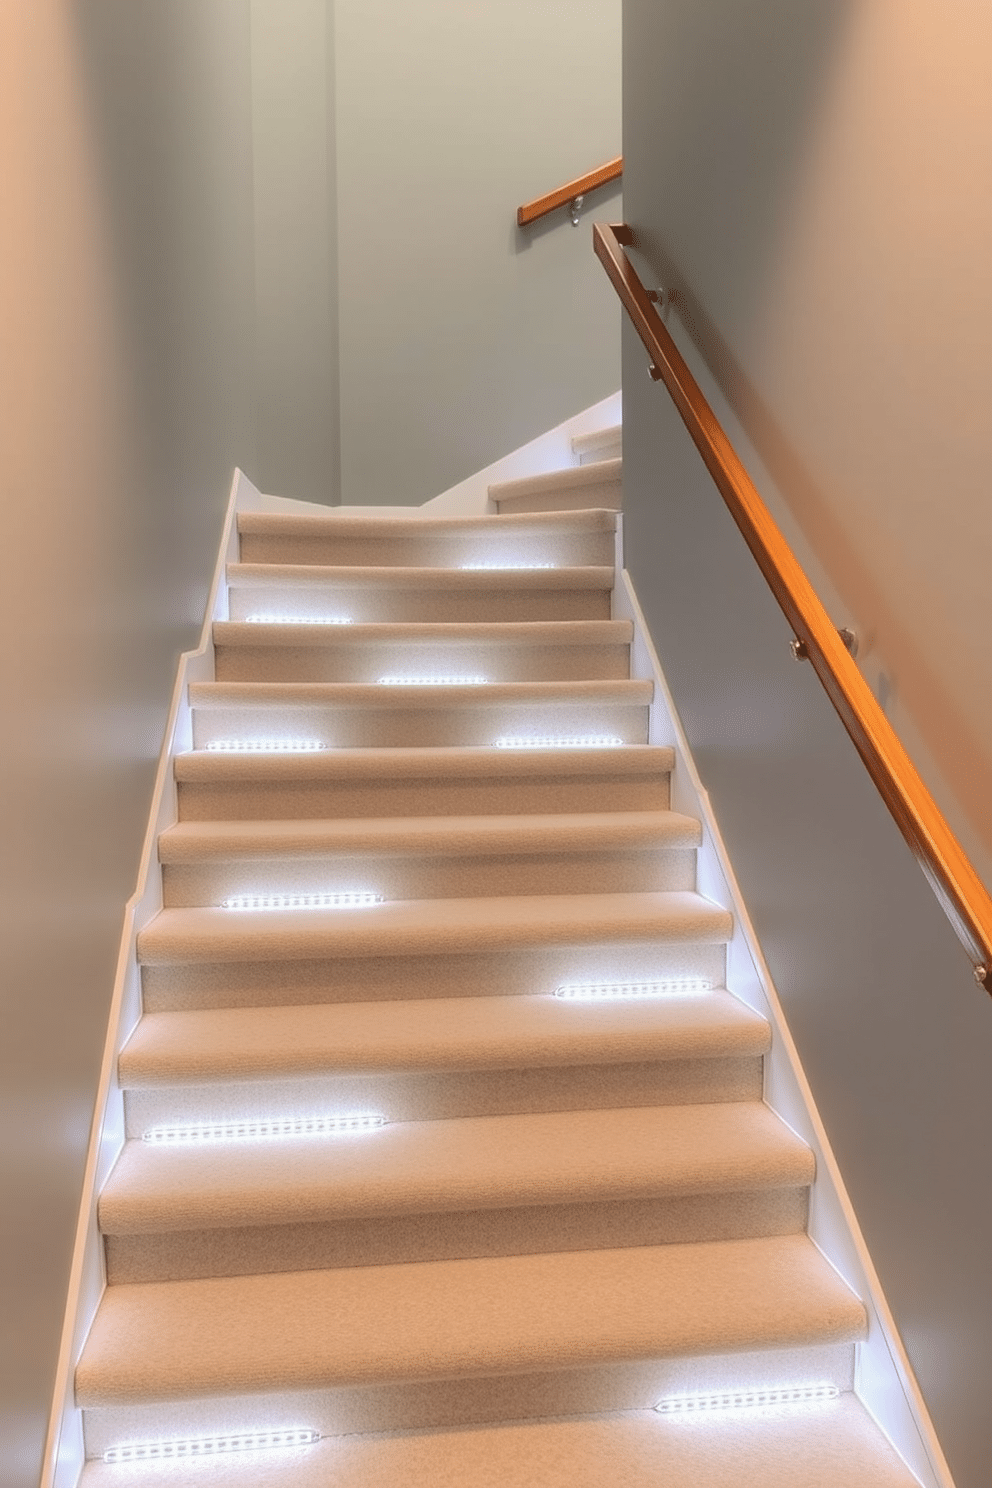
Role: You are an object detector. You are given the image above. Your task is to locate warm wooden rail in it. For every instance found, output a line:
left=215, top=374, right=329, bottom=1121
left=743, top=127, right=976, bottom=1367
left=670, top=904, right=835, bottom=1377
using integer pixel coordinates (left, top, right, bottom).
left=517, top=157, right=623, bottom=227
left=594, top=220, right=992, bottom=993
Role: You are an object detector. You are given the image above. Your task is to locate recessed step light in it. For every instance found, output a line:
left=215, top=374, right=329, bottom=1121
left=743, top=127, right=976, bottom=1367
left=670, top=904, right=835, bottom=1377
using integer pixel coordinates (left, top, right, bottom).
left=104, top=1428, right=321, bottom=1462
left=245, top=614, right=353, bottom=625
left=378, top=675, right=487, bottom=686
left=143, top=1115, right=387, bottom=1145
left=222, top=892, right=383, bottom=911
left=205, top=739, right=325, bottom=753
left=554, top=979, right=713, bottom=1000
left=655, top=1384, right=840, bottom=1417
left=495, top=735, right=624, bottom=749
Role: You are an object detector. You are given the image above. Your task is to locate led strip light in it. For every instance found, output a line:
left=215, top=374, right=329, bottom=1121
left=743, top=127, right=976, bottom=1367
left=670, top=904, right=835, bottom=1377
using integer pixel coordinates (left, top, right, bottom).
left=655, top=1384, right=840, bottom=1417
left=555, top=979, right=713, bottom=1001
left=460, top=562, right=554, bottom=570
left=205, top=739, right=325, bottom=753
left=245, top=614, right=352, bottom=625
left=143, top=1115, right=387, bottom=1145
left=223, top=892, right=383, bottom=911
left=495, top=735, right=624, bottom=749
left=378, top=675, right=486, bottom=686
left=104, top=1428, right=321, bottom=1462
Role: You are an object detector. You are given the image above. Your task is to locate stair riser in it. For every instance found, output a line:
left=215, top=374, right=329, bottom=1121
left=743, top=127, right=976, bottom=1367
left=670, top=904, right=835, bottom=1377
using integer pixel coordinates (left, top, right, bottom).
left=140, top=941, right=728, bottom=1013
left=239, top=531, right=615, bottom=567
left=495, top=485, right=621, bottom=515
left=176, top=771, right=671, bottom=822
left=160, top=847, right=698, bottom=909
left=213, top=641, right=630, bottom=686
left=228, top=586, right=612, bottom=624
left=123, top=1056, right=761, bottom=1135
left=80, top=1342, right=856, bottom=1453
left=105, top=1187, right=807, bottom=1285
left=191, top=701, right=650, bottom=750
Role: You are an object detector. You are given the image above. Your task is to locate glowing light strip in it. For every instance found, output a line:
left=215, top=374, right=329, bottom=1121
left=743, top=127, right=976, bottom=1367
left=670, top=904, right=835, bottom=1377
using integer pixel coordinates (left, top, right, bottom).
left=105, top=1428, right=321, bottom=1462
left=223, top=891, right=383, bottom=911
left=143, top=1115, right=387, bottom=1145
left=655, top=1384, right=839, bottom=1417
left=245, top=614, right=352, bottom=625
left=378, top=675, right=486, bottom=686
left=555, top=979, right=713, bottom=1000
left=495, top=735, right=624, bottom=749
left=205, top=739, right=325, bottom=753
left=461, top=562, right=554, bottom=570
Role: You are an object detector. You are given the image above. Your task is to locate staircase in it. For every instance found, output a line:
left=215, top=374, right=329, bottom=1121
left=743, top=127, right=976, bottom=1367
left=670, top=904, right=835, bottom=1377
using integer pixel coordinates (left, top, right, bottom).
left=74, top=438, right=924, bottom=1484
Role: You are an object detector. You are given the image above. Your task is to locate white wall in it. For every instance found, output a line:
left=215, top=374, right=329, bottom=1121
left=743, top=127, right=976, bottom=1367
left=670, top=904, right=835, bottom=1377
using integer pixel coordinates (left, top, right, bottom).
left=0, top=3, right=257, bottom=1479
left=334, top=0, right=623, bottom=505
left=623, top=3, right=992, bottom=1484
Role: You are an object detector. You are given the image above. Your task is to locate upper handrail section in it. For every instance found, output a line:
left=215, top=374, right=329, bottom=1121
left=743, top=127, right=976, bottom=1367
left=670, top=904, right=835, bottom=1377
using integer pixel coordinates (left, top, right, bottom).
left=594, top=220, right=992, bottom=994
left=517, top=157, right=623, bottom=228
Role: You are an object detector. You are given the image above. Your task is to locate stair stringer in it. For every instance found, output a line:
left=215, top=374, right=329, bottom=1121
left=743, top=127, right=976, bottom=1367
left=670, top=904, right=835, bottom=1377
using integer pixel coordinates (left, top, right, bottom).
left=613, top=525, right=952, bottom=1488
left=41, top=469, right=268, bottom=1488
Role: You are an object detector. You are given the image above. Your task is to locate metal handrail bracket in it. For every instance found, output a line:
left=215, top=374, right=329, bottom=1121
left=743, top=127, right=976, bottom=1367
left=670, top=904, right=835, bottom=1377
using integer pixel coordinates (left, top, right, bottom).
left=594, top=221, right=992, bottom=992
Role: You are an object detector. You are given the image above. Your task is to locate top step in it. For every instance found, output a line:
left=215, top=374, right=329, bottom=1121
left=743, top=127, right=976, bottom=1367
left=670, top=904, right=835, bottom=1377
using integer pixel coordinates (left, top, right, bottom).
left=489, top=458, right=622, bottom=516
left=238, top=508, right=617, bottom=568
left=572, top=423, right=622, bottom=464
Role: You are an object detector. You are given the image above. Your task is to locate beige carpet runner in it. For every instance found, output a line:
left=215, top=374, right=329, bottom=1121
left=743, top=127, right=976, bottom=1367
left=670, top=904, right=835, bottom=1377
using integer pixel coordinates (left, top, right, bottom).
left=76, top=448, right=920, bottom=1483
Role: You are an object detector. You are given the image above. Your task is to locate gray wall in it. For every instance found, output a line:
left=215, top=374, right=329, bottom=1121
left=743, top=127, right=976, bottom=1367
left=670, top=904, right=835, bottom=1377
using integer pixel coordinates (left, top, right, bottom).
left=623, top=3, right=992, bottom=1484
left=334, top=0, right=622, bottom=505
left=0, top=2, right=257, bottom=1479
left=250, top=0, right=340, bottom=504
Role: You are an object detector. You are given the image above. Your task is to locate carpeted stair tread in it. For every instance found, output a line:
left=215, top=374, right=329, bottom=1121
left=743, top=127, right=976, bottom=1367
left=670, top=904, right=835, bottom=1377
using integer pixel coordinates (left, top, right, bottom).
left=173, top=745, right=676, bottom=822
left=99, top=1102, right=812, bottom=1237
left=118, top=990, right=768, bottom=1087
left=76, top=1395, right=923, bottom=1488
left=75, top=1233, right=866, bottom=1407
left=227, top=561, right=616, bottom=590
left=190, top=677, right=652, bottom=709
left=136, top=890, right=734, bottom=966
left=213, top=619, right=633, bottom=646
left=238, top=507, right=619, bottom=541
left=157, top=810, right=702, bottom=863
left=490, top=458, right=622, bottom=515
left=573, top=421, right=622, bottom=461
left=175, top=743, right=674, bottom=785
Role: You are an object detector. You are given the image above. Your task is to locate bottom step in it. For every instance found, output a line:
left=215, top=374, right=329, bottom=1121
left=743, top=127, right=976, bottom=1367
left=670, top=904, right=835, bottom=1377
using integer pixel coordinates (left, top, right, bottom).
left=79, top=1395, right=920, bottom=1486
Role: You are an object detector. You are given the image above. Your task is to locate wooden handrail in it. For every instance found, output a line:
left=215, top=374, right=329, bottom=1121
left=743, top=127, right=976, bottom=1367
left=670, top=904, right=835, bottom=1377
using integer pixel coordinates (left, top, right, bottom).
left=594, top=221, right=992, bottom=993
left=517, top=157, right=623, bottom=227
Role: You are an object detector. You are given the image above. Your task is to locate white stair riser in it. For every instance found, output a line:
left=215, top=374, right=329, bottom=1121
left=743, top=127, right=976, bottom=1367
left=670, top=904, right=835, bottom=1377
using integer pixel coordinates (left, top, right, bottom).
left=228, top=584, right=613, bottom=624
left=80, top=1341, right=856, bottom=1454
left=122, top=1055, right=763, bottom=1136
left=140, top=940, right=729, bottom=1013
left=160, top=845, right=698, bottom=908
left=190, top=700, right=650, bottom=750
left=104, top=1187, right=808, bottom=1285
left=176, top=769, right=671, bottom=822
left=213, top=638, right=631, bottom=686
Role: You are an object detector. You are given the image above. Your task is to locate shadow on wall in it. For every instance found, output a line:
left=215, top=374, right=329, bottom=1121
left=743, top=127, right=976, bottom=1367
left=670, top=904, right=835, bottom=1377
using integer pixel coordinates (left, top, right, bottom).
left=625, top=0, right=992, bottom=890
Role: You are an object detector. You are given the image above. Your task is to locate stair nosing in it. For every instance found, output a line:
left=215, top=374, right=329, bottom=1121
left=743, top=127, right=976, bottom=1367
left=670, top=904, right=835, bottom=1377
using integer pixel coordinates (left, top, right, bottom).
left=136, top=890, right=734, bottom=966
left=99, top=1102, right=813, bottom=1237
